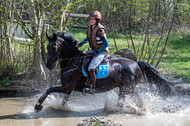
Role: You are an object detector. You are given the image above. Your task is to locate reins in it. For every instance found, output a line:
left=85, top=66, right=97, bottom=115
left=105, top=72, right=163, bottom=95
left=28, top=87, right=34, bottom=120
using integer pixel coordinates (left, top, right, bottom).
left=55, top=37, right=93, bottom=62
left=60, top=53, right=84, bottom=76
left=48, top=35, right=94, bottom=76
left=58, top=54, right=93, bottom=61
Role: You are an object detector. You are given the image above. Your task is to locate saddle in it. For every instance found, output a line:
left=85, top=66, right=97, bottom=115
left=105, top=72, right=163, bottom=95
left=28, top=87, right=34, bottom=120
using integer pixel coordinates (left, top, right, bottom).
left=82, top=54, right=109, bottom=79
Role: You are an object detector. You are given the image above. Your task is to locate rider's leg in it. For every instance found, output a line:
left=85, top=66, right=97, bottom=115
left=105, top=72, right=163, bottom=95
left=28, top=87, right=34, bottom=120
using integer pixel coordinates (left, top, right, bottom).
left=84, top=50, right=106, bottom=93
left=84, top=68, right=96, bottom=94
left=88, top=50, right=106, bottom=71
left=89, top=69, right=96, bottom=89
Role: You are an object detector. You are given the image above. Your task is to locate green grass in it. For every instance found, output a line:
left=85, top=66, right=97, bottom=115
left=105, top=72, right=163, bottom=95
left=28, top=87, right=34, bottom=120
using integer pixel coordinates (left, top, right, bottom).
left=69, top=28, right=190, bottom=83
left=69, top=28, right=139, bottom=53
left=158, top=35, right=190, bottom=82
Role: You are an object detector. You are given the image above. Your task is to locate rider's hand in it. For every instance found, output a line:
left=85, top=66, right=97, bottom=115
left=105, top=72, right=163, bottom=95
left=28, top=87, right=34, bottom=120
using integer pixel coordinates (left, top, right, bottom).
left=78, top=42, right=83, bottom=47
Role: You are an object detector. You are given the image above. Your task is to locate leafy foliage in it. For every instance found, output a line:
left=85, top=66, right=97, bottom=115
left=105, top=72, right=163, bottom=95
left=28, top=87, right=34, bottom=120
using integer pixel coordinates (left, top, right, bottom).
left=0, top=77, right=11, bottom=86
left=0, top=0, right=189, bottom=83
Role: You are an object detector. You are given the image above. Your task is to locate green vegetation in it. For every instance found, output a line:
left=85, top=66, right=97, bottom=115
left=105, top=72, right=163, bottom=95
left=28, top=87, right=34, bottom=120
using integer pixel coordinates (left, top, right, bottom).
left=69, top=28, right=190, bottom=83
left=69, top=28, right=134, bottom=53
left=92, top=121, right=100, bottom=126
left=0, top=0, right=189, bottom=84
left=159, top=34, right=190, bottom=82
left=0, top=77, right=11, bottom=87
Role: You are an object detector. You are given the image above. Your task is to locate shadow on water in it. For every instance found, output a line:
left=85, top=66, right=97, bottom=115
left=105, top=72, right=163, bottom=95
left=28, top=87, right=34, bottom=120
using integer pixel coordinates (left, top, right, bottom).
left=0, top=108, right=106, bottom=120
left=0, top=90, right=40, bottom=98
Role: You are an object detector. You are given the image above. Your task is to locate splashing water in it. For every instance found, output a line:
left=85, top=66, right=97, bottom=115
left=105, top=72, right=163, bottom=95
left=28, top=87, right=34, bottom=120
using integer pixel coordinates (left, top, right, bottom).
left=46, top=91, right=109, bottom=112
left=20, top=84, right=190, bottom=126
left=43, top=85, right=190, bottom=115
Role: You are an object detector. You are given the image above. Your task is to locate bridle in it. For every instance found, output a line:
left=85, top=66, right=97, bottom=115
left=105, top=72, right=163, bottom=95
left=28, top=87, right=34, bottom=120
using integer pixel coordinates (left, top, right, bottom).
left=47, top=36, right=92, bottom=76
left=47, top=37, right=74, bottom=64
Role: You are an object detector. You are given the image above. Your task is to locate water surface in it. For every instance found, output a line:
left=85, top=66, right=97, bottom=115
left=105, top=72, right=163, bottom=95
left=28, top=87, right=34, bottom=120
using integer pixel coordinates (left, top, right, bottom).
left=0, top=85, right=190, bottom=126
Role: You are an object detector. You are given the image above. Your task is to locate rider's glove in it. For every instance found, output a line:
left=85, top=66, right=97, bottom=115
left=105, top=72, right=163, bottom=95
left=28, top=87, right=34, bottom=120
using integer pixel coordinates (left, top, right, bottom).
left=78, top=42, right=84, bottom=47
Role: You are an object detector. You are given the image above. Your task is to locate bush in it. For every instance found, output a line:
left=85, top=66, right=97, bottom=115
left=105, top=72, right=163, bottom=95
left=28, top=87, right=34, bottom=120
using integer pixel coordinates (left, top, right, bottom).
left=0, top=77, right=11, bottom=86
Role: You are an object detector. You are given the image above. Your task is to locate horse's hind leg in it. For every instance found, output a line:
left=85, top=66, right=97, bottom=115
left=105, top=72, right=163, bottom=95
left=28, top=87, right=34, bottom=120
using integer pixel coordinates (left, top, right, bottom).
left=130, top=93, right=146, bottom=115
left=118, top=85, right=145, bottom=115
left=34, top=85, right=72, bottom=112
left=118, top=84, right=134, bottom=108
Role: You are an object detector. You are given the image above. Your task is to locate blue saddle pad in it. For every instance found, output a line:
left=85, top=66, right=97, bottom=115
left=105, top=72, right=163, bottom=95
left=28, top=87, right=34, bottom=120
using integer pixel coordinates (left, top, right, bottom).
left=82, top=63, right=109, bottom=79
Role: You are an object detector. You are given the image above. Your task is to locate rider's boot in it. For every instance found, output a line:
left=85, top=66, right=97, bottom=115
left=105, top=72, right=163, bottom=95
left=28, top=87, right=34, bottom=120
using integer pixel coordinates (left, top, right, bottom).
left=83, top=69, right=96, bottom=94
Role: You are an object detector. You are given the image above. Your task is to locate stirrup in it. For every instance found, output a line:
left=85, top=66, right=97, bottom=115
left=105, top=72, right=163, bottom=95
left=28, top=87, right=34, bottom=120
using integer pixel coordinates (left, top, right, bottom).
left=83, top=85, right=96, bottom=94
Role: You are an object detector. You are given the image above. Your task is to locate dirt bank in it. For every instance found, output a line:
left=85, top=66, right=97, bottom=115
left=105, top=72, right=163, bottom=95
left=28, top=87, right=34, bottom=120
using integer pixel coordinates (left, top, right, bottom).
left=0, top=80, right=42, bottom=97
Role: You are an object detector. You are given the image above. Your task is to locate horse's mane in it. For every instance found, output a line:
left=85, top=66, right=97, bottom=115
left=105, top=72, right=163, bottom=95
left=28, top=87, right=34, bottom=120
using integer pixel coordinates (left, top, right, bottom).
left=57, top=31, right=78, bottom=47
left=57, top=31, right=81, bottom=55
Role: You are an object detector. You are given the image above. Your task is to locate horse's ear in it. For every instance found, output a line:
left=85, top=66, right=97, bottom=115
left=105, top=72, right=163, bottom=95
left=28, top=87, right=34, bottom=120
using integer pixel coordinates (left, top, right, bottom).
left=46, top=32, right=50, bottom=40
left=53, top=32, right=57, bottom=40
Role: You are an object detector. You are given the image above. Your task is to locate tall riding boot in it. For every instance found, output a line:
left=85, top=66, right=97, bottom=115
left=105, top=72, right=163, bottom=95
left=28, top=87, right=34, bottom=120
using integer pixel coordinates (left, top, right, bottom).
left=89, top=69, right=96, bottom=89
left=83, top=69, right=96, bottom=94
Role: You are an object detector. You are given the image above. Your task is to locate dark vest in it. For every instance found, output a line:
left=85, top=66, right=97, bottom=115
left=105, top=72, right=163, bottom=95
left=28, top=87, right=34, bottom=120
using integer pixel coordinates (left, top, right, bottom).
left=87, top=23, right=109, bottom=53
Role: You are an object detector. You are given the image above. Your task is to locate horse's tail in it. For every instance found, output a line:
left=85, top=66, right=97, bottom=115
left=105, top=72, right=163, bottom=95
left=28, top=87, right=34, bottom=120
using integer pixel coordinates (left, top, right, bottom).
left=137, top=61, right=180, bottom=96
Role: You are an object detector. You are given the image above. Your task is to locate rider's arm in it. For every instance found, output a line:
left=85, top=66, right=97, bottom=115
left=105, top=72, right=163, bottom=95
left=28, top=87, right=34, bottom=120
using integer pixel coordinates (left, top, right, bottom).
left=82, top=36, right=88, bottom=44
left=97, top=28, right=109, bottom=53
left=97, top=39, right=109, bottom=53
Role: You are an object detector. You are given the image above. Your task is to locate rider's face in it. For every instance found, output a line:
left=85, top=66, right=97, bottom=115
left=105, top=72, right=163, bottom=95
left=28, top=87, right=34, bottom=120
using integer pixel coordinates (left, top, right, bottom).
left=90, top=17, right=96, bottom=26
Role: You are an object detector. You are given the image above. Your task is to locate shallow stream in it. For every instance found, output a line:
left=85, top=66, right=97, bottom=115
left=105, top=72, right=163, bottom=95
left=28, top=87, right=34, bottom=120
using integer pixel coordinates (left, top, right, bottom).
left=0, top=85, right=190, bottom=126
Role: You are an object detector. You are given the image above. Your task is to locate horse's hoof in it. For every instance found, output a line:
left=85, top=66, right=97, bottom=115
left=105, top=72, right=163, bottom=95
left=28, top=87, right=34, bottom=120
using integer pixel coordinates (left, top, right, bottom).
left=136, top=108, right=146, bottom=115
left=61, top=100, right=67, bottom=106
left=34, top=104, right=43, bottom=112
left=117, top=102, right=124, bottom=108
left=83, top=88, right=96, bottom=95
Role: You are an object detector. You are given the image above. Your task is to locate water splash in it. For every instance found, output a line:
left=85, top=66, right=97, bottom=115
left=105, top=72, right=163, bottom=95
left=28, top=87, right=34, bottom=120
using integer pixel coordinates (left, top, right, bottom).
left=19, top=84, right=190, bottom=126
left=45, top=91, right=107, bottom=112
left=42, top=85, right=190, bottom=115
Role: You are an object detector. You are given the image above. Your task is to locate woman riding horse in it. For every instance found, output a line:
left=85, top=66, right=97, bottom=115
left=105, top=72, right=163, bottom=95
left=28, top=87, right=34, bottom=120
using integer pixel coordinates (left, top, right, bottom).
left=34, top=14, right=179, bottom=113
left=78, top=11, right=109, bottom=93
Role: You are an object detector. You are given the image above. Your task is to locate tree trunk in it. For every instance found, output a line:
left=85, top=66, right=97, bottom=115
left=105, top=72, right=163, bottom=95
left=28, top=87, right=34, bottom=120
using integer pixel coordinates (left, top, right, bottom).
left=155, top=0, right=179, bottom=67
left=2, top=0, right=15, bottom=61
left=28, top=0, right=46, bottom=80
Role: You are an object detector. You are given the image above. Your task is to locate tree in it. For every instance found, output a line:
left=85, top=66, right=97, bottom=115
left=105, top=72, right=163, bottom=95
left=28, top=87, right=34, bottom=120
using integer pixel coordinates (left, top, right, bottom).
left=12, top=0, right=85, bottom=81
left=0, top=0, right=16, bottom=76
left=79, top=0, right=187, bottom=67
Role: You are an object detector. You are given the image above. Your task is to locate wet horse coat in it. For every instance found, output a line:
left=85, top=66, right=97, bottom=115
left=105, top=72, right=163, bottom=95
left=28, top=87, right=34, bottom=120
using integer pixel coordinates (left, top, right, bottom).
left=34, top=31, right=177, bottom=112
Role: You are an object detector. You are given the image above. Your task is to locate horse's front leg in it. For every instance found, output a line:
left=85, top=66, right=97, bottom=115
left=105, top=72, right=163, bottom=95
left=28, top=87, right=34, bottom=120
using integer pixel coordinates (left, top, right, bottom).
left=61, top=94, right=69, bottom=106
left=34, top=85, right=72, bottom=112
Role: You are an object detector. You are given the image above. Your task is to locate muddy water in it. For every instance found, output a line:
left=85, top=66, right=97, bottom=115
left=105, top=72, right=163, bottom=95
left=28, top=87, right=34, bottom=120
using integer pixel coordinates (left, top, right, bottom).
left=0, top=85, right=190, bottom=126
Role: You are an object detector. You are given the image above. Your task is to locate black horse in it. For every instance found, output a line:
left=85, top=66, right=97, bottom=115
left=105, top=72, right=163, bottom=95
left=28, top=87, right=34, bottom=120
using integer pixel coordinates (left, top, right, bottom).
left=34, top=31, right=177, bottom=112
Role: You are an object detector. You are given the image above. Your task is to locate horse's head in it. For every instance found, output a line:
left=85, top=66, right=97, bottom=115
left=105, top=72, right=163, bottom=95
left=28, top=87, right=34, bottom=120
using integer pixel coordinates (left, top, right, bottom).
left=46, top=31, right=81, bottom=70
left=46, top=32, right=65, bottom=70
